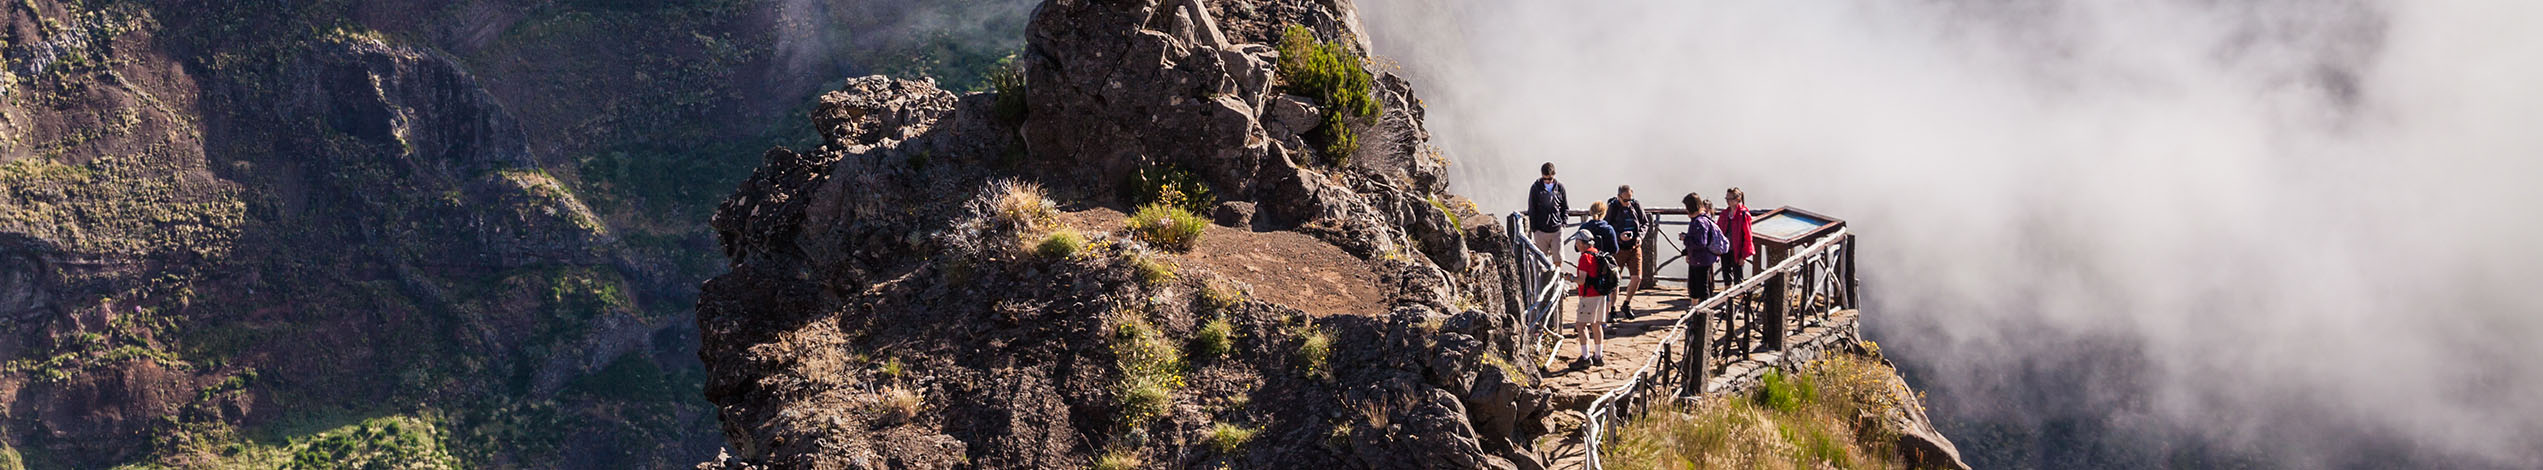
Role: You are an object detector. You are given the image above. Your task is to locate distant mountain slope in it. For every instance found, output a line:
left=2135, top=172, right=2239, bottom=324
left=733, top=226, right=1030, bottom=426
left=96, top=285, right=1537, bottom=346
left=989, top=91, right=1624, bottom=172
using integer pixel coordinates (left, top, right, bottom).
left=0, top=0, right=1030, bottom=468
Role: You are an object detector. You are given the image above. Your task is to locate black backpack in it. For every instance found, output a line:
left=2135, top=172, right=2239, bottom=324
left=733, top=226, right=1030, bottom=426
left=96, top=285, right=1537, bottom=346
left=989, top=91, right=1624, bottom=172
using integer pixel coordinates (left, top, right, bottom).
left=1587, top=252, right=1620, bottom=296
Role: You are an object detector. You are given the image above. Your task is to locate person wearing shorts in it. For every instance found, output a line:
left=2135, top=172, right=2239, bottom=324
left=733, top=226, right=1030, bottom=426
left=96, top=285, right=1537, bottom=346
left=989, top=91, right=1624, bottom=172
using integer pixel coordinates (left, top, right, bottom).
left=1603, top=185, right=1652, bottom=318
left=1566, top=230, right=1610, bottom=366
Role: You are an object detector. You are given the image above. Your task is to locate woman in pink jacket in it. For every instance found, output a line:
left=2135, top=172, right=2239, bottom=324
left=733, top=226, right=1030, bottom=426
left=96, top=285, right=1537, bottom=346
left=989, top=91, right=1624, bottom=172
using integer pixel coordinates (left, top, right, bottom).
left=1716, top=187, right=1754, bottom=286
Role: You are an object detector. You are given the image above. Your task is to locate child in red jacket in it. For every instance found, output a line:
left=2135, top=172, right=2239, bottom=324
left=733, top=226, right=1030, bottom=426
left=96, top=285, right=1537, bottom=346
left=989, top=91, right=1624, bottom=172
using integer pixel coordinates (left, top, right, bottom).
left=1566, top=230, right=1610, bottom=366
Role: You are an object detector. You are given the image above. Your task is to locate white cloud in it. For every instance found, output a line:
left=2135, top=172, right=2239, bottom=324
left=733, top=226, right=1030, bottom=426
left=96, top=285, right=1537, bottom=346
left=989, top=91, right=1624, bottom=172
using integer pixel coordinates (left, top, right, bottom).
left=1363, top=0, right=2543, bottom=465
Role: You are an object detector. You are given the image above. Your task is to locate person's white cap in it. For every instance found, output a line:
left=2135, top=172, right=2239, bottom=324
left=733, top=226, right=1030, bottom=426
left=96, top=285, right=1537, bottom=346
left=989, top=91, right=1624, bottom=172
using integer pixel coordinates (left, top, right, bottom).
left=1568, top=230, right=1595, bottom=243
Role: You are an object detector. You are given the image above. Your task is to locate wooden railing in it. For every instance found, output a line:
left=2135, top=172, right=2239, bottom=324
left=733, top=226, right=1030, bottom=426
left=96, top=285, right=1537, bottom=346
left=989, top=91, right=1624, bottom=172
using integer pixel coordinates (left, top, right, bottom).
left=1495, top=213, right=1861, bottom=469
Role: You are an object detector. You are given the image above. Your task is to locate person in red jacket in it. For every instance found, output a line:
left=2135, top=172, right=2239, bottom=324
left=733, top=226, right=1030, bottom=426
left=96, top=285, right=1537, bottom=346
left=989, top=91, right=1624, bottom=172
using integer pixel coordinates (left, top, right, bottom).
left=1716, top=187, right=1755, bottom=286
left=1563, top=229, right=1610, bottom=366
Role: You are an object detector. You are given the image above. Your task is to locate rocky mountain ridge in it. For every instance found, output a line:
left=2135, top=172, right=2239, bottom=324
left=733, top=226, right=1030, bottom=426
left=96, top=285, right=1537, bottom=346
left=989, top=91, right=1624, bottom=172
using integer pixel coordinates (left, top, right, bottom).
left=694, top=0, right=1553, bottom=468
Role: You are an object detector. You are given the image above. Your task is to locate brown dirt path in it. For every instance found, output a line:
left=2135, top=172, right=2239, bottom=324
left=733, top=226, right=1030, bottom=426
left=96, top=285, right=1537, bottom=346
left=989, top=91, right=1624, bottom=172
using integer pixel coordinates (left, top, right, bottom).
left=1062, top=208, right=1386, bottom=317
left=1536, top=287, right=1700, bottom=409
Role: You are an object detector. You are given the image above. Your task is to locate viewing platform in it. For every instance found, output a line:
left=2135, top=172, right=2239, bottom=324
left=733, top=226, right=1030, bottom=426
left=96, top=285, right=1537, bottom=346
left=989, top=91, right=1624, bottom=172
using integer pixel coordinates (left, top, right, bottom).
left=1497, top=208, right=1862, bottom=469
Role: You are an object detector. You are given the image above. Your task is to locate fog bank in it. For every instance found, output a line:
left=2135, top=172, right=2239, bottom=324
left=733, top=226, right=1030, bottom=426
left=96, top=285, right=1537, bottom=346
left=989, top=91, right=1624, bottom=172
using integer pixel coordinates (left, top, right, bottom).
left=1361, top=0, right=2543, bottom=467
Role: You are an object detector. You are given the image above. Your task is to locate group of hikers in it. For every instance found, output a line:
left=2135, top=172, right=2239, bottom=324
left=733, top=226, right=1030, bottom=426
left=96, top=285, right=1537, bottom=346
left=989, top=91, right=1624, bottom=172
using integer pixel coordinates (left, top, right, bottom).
left=1524, top=162, right=1756, bottom=367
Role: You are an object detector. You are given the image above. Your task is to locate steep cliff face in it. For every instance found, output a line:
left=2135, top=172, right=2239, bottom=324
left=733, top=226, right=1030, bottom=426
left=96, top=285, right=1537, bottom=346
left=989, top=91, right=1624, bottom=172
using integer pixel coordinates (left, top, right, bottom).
left=0, top=2, right=656, bottom=464
left=696, top=1, right=1554, bottom=469
left=0, top=0, right=999, bottom=467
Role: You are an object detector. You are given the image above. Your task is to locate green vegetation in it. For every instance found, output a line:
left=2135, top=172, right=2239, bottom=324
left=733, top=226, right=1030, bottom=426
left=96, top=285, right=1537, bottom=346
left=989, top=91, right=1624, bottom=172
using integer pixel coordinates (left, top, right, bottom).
left=880, top=357, right=906, bottom=380
left=1427, top=195, right=1463, bottom=229
left=1479, top=352, right=1528, bottom=385
left=1126, top=165, right=1214, bottom=214
left=1189, top=317, right=1235, bottom=360
left=562, top=354, right=679, bottom=402
left=1131, top=254, right=1177, bottom=286
left=1092, top=450, right=1142, bottom=470
left=987, top=52, right=1029, bottom=124
left=1602, top=355, right=1917, bottom=470
left=1275, top=25, right=1381, bottom=165
left=1036, top=229, right=1087, bottom=259
left=1205, top=422, right=1257, bottom=454
left=1295, top=326, right=1333, bottom=380
left=0, top=153, right=247, bottom=259
left=118, top=414, right=460, bottom=470
left=1756, top=369, right=1812, bottom=414
left=1128, top=203, right=1208, bottom=252
left=1109, top=316, right=1185, bottom=426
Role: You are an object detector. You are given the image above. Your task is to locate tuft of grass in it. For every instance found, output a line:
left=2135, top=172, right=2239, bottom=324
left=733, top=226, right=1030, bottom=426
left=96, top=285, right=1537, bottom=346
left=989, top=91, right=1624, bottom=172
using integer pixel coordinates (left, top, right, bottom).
left=1036, top=229, right=1087, bottom=259
left=1190, top=317, right=1235, bottom=360
left=1295, top=327, right=1332, bottom=379
left=880, top=357, right=906, bottom=380
left=1199, top=280, right=1246, bottom=312
left=1206, top=422, right=1258, bottom=454
left=1092, top=450, right=1142, bottom=470
left=1275, top=24, right=1380, bottom=165
left=1128, top=203, right=1207, bottom=252
left=880, top=385, right=923, bottom=421
left=1427, top=195, right=1463, bottom=229
left=987, top=179, right=1057, bottom=231
left=1110, top=316, right=1186, bottom=425
left=1132, top=254, right=1177, bottom=286
left=1479, top=352, right=1528, bottom=385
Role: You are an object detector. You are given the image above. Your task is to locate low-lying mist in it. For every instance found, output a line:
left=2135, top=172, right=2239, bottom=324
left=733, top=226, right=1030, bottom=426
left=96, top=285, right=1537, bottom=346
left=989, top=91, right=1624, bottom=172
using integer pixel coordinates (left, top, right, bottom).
left=1361, top=0, right=2543, bottom=467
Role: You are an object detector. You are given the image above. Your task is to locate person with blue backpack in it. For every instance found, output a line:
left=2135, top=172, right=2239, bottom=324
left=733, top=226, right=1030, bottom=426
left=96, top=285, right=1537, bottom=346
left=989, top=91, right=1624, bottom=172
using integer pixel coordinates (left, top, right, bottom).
left=1566, top=202, right=1621, bottom=366
left=1680, top=193, right=1730, bottom=301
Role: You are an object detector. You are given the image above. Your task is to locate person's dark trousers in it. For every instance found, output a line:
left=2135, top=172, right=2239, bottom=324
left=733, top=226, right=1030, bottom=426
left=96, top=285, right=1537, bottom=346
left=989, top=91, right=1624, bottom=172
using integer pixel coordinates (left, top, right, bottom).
left=1688, top=263, right=1715, bottom=301
left=1717, top=254, right=1745, bottom=287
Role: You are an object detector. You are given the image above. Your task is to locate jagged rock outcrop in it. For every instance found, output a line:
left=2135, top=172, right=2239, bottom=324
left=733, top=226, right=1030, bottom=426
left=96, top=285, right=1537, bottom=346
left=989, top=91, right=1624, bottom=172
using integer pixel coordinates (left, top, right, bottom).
left=696, top=0, right=1548, bottom=468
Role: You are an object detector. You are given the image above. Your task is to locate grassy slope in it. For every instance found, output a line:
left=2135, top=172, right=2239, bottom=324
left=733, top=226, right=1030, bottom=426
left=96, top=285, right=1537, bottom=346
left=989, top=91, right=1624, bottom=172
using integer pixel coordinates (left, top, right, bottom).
left=1604, top=351, right=1930, bottom=470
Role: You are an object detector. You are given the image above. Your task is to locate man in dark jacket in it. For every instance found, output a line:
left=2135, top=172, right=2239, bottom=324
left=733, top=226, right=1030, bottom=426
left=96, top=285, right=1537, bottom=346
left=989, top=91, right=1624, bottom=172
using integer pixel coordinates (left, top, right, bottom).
left=1526, top=162, right=1569, bottom=267
left=1603, top=185, right=1653, bottom=317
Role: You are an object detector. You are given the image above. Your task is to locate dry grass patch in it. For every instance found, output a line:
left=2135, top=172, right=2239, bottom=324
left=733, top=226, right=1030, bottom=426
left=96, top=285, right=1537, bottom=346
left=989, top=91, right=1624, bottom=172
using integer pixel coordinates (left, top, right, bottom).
left=879, top=385, right=923, bottom=421
left=987, top=179, right=1058, bottom=231
left=1602, top=354, right=1915, bottom=470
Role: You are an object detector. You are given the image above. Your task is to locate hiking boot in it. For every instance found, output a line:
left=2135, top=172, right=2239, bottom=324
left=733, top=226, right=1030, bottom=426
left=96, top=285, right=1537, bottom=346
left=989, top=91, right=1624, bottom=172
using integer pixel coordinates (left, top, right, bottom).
left=1593, top=356, right=1607, bottom=366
